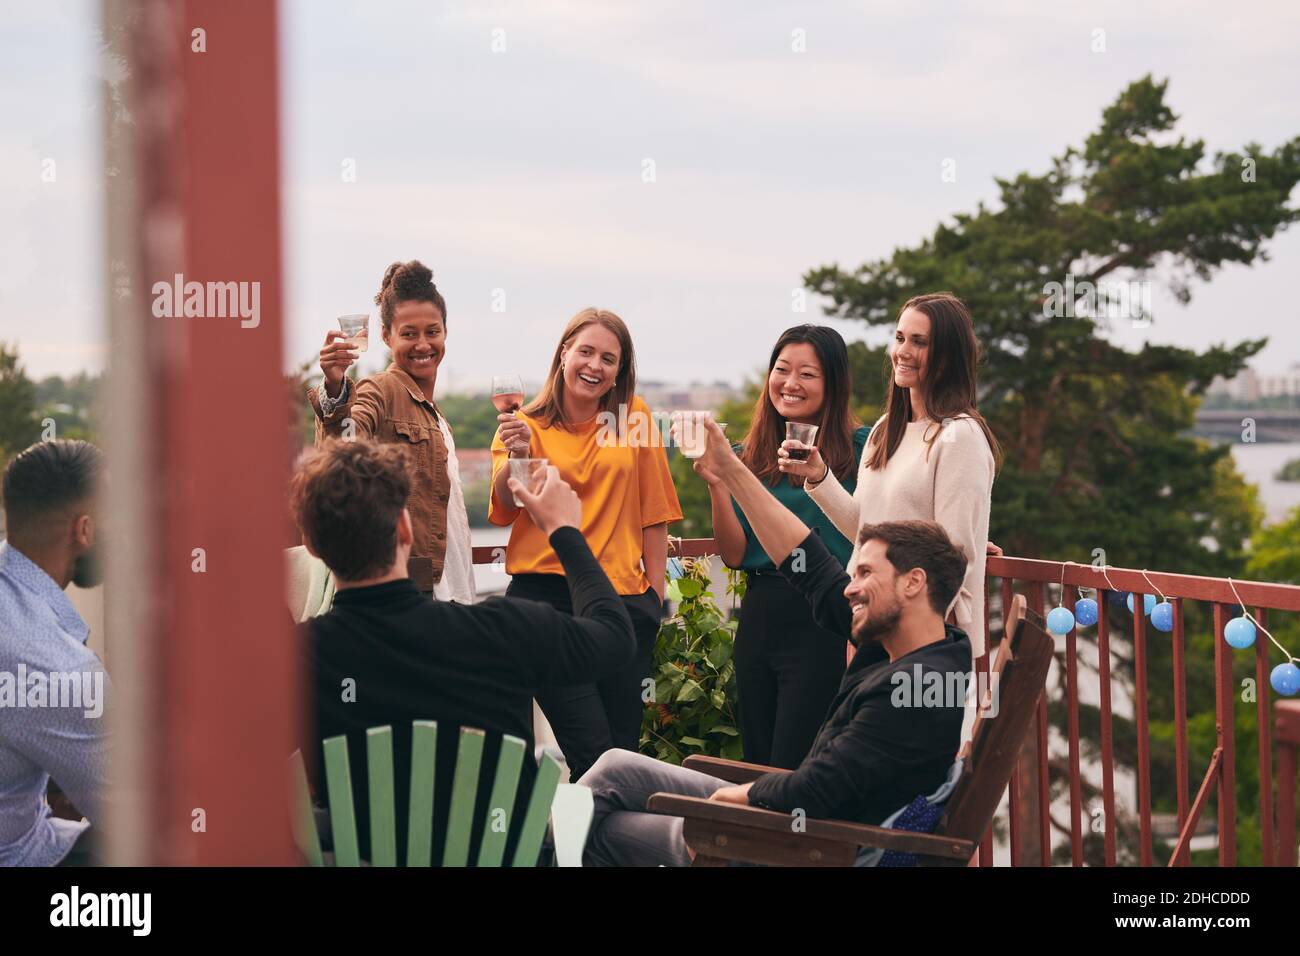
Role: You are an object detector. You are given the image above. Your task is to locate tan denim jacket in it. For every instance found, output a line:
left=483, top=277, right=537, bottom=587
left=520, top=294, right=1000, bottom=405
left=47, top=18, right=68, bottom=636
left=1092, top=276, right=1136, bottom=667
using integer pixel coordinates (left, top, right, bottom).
left=307, top=365, right=451, bottom=591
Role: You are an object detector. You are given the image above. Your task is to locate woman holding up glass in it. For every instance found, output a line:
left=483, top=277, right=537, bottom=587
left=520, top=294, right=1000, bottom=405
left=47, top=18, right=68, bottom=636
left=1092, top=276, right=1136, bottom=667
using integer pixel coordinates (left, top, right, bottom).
left=778, top=293, right=1000, bottom=663
left=310, top=259, right=475, bottom=603
left=489, top=308, right=682, bottom=782
left=692, top=325, right=868, bottom=769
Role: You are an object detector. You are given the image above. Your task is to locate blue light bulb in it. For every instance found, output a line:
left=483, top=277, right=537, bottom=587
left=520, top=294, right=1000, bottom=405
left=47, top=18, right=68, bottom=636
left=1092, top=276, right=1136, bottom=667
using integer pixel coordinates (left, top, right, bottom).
left=1150, top=601, right=1174, bottom=633
left=1223, top=616, right=1256, bottom=650
left=1047, top=606, right=1075, bottom=635
left=1126, top=593, right=1156, bottom=616
left=1271, top=662, right=1300, bottom=696
left=1074, top=597, right=1099, bottom=628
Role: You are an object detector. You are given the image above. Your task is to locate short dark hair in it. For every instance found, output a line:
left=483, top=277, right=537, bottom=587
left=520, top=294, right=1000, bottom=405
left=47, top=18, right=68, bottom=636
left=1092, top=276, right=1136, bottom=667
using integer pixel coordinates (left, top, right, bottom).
left=374, top=260, right=446, bottom=330
left=289, top=440, right=411, bottom=581
left=857, top=520, right=967, bottom=615
left=2, top=440, right=104, bottom=539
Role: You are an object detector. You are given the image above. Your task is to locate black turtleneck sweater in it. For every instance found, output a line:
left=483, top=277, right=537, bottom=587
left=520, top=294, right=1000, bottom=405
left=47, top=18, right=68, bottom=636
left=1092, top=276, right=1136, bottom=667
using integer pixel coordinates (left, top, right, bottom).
left=302, top=526, right=634, bottom=864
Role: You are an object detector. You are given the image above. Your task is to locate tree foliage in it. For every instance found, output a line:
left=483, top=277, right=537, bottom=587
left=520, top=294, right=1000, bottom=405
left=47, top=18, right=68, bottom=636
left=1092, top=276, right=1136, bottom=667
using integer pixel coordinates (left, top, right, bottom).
left=0, top=343, right=39, bottom=462
left=805, top=75, right=1297, bottom=572
left=803, top=76, right=1299, bottom=866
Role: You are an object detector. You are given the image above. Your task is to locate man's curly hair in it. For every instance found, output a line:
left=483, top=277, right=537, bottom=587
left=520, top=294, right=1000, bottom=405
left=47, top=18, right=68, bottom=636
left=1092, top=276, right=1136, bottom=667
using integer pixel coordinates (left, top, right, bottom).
left=374, top=259, right=447, bottom=329
left=290, top=439, right=411, bottom=581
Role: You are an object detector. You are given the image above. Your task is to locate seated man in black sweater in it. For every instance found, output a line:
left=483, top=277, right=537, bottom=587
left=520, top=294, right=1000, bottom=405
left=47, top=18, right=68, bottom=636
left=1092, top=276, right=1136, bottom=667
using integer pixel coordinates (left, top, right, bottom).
left=580, top=416, right=972, bottom=866
left=291, top=439, right=634, bottom=865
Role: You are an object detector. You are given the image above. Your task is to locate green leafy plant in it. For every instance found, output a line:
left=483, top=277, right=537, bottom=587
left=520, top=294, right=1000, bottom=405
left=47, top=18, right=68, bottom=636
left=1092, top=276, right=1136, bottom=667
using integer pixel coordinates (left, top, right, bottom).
left=639, top=559, right=747, bottom=764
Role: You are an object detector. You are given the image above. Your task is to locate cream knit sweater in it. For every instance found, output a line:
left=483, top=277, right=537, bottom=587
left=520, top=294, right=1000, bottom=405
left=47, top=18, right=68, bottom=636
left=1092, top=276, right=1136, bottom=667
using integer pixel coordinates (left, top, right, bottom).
left=806, top=415, right=995, bottom=657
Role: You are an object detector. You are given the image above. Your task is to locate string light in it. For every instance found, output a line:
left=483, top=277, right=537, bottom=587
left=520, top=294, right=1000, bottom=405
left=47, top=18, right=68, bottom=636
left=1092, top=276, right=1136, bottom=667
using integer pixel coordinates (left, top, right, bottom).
left=1140, top=570, right=1174, bottom=633
left=1046, top=560, right=1077, bottom=635
left=1225, top=578, right=1300, bottom=696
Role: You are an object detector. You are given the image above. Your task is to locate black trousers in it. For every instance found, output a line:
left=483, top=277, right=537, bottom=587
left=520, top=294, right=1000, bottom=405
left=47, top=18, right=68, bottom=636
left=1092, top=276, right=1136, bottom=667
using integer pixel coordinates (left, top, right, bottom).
left=734, top=572, right=846, bottom=769
left=506, top=574, right=663, bottom=782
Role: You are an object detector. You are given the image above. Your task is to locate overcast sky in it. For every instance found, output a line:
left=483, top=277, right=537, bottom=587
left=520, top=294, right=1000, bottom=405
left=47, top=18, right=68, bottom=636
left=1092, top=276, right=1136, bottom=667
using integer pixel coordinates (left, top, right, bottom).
left=2, top=0, right=1297, bottom=392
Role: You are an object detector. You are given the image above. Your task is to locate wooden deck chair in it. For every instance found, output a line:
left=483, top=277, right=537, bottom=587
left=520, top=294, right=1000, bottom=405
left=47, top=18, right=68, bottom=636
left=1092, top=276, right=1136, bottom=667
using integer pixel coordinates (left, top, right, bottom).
left=646, top=594, right=1053, bottom=866
left=288, top=721, right=568, bottom=867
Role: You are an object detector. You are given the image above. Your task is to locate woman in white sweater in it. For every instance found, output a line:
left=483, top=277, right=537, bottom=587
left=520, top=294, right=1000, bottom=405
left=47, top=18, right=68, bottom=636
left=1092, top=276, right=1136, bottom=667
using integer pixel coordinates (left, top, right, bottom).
left=778, top=293, right=1000, bottom=657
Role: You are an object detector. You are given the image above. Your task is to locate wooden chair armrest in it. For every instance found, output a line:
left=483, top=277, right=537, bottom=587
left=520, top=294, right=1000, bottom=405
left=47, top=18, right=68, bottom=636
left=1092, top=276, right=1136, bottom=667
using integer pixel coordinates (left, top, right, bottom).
left=646, top=793, right=974, bottom=866
left=681, top=754, right=791, bottom=783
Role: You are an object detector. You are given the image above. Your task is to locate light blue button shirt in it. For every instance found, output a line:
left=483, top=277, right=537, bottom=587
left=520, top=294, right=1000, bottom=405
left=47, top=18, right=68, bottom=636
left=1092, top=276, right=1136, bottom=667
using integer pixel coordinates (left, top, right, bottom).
left=0, top=540, right=111, bottom=866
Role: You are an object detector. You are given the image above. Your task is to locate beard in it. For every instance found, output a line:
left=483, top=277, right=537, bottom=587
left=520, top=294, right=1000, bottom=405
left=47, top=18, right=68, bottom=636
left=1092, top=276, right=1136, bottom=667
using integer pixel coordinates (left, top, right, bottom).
left=71, top=540, right=105, bottom=588
left=852, top=599, right=903, bottom=644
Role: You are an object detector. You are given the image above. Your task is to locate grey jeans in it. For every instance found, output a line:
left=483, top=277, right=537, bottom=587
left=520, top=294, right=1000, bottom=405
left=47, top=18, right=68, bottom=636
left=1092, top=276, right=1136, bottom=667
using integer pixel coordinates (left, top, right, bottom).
left=578, top=748, right=731, bottom=867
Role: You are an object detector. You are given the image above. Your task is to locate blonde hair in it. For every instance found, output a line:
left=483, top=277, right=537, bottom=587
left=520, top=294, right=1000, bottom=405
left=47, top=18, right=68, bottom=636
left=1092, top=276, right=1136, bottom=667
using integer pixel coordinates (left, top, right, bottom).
left=524, top=308, right=637, bottom=432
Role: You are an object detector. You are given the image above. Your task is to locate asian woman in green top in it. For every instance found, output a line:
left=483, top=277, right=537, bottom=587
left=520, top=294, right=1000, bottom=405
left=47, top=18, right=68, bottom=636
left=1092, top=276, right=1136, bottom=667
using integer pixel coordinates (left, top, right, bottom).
left=692, top=325, right=869, bottom=769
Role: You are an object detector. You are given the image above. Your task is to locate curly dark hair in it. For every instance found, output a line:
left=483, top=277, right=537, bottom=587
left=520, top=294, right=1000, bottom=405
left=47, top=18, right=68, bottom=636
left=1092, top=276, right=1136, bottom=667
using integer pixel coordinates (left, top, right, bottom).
left=289, top=439, right=411, bottom=582
left=374, top=259, right=447, bottom=330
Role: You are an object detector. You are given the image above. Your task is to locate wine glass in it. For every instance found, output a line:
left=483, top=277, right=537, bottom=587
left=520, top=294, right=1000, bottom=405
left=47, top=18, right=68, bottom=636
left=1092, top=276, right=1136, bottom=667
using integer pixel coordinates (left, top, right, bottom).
left=491, top=375, right=525, bottom=414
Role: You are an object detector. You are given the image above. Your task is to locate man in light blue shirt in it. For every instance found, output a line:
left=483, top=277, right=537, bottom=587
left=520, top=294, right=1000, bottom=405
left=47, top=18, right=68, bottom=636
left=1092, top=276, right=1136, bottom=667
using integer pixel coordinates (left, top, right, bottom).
left=0, top=439, right=110, bottom=866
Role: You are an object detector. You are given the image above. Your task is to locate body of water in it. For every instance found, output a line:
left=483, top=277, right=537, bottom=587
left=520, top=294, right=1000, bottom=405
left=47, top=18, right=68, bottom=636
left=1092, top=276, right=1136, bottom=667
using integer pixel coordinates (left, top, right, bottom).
left=1226, top=441, right=1300, bottom=525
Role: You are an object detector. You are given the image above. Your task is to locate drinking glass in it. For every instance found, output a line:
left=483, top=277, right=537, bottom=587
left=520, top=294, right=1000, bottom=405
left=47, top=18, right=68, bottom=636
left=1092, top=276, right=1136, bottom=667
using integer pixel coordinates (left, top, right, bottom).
left=337, top=313, right=369, bottom=352
left=492, top=375, right=525, bottom=414
left=673, top=411, right=711, bottom=459
left=785, top=422, right=819, bottom=461
left=507, top=457, right=548, bottom=507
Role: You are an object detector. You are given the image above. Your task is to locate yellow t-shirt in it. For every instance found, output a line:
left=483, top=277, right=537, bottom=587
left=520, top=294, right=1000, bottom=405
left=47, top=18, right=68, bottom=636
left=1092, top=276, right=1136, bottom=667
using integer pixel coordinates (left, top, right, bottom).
left=489, top=395, right=683, bottom=594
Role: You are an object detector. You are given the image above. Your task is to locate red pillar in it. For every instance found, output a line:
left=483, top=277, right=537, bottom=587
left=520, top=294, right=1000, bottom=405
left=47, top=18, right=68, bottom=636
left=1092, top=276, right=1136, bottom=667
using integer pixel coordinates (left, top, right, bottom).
left=109, top=0, right=296, bottom=864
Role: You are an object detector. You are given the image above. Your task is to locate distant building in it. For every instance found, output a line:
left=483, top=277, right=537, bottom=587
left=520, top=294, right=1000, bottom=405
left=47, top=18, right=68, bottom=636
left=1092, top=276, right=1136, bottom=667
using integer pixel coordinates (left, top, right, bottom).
left=638, top=380, right=742, bottom=413
left=1208, top=368, right=1261, bottom=403
left=1209, top=364, right=1300, bottom=403
left=455, top=448, right=493, bottom=485
left=1259, top=364, right=1300, bottom=399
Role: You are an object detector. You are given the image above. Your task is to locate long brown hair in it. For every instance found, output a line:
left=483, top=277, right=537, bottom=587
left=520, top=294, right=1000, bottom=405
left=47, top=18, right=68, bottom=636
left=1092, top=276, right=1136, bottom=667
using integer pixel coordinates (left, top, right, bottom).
left=865, top=293, right=1001, bottom=471
left=524, top=307, right=637, bottom=432
left=740, top=325, right=861, bottom=488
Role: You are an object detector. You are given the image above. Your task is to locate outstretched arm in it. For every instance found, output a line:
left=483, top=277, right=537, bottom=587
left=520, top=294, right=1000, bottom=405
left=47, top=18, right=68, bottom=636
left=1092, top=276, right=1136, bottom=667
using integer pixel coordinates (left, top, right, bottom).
left=688, top=417, right=809, bottom=568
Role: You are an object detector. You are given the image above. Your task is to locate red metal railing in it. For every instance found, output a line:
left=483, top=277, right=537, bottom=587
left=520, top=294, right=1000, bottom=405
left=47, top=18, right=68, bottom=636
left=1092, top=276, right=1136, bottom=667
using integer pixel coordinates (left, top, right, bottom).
left=471, top=539, right=1300, bottom=866
left=985, top=557, right=1300, bottom=867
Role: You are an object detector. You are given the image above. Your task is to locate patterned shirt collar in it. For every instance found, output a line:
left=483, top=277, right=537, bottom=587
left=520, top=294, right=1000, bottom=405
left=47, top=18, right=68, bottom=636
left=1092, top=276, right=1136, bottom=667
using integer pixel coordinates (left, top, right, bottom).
left=0, top=540, right=89, bottom=645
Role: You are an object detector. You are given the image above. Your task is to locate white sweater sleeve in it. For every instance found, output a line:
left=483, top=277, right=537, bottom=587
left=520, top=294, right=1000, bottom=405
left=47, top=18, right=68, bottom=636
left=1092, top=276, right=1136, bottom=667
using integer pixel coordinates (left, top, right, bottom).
left=932, top=418, right=995, bottom=657
left=804, top=467, right=860, bottom=542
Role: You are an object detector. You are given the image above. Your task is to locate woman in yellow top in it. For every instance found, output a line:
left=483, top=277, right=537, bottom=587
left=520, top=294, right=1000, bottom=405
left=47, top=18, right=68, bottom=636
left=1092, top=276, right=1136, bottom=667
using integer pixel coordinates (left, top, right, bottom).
left=490, top=308, right=683, bottom=781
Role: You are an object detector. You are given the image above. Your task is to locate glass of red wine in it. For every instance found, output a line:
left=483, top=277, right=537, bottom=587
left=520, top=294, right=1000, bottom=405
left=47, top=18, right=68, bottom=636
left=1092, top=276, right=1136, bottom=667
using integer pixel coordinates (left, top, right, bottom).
left=785, top=422, right=819, bottom=461
left=492, top=375, right=524, bottom=414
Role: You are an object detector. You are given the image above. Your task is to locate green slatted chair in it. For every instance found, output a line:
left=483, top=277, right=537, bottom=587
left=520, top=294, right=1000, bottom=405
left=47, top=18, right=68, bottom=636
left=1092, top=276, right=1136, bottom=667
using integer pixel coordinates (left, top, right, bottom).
left=289, top=721, right=568, bottom=867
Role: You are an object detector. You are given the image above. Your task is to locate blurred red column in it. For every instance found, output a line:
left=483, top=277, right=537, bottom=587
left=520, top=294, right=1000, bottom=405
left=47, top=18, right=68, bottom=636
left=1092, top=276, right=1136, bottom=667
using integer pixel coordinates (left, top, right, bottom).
left=107, top=0, right=297, bottom=864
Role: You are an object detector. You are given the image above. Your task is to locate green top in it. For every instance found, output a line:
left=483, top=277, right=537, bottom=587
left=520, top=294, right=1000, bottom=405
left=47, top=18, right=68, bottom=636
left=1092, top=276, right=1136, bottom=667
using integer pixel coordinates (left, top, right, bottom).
left=731, top=425, right=870, bottom=572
